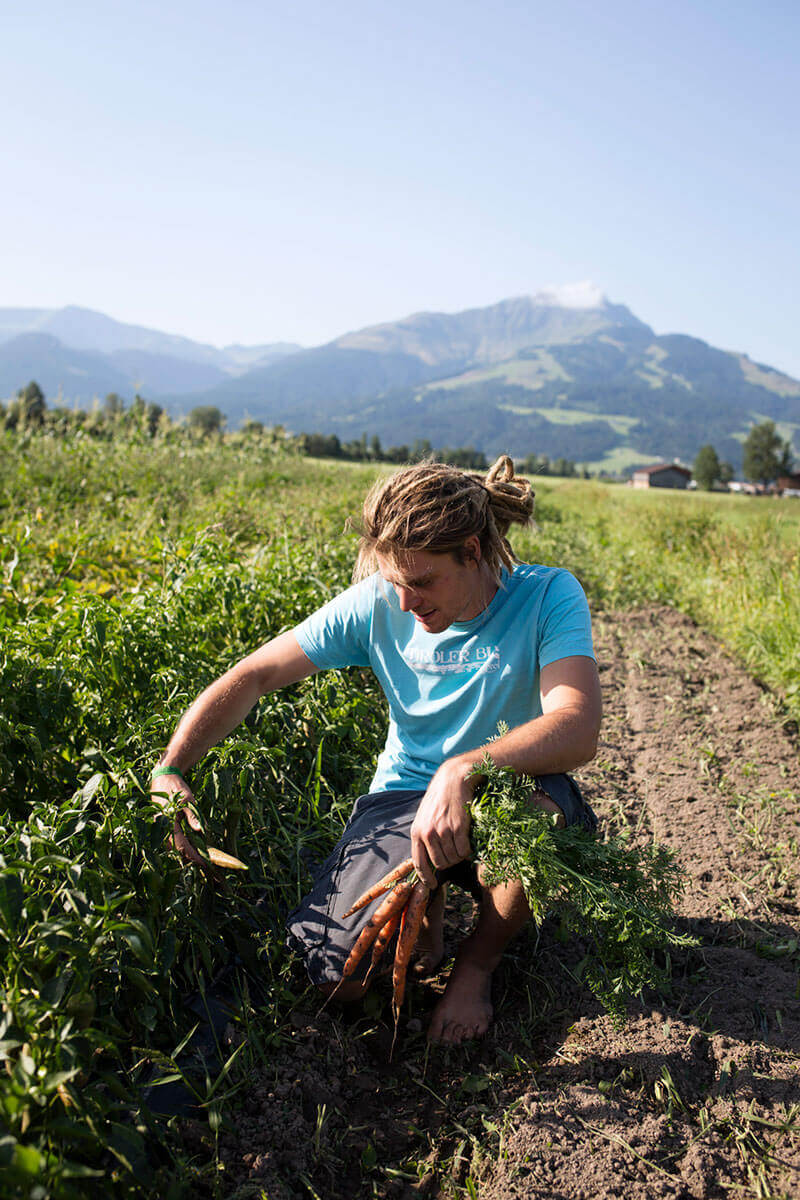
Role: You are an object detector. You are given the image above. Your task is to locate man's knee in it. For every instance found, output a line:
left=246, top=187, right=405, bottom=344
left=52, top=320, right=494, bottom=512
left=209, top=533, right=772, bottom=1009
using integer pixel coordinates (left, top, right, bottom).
left=530, top=786, right=566, bottom=828
left=473, top=787, right=564, bottom=897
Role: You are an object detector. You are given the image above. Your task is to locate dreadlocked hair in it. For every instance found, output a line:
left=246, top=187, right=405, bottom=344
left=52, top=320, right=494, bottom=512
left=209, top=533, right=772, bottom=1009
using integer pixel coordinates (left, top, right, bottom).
left=354, top=455, right=535, bottom=583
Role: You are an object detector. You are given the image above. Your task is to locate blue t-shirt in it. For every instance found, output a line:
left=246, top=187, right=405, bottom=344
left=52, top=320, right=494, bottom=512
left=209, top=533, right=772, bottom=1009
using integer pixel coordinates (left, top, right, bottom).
left=294, top=564, right=594, bottom=793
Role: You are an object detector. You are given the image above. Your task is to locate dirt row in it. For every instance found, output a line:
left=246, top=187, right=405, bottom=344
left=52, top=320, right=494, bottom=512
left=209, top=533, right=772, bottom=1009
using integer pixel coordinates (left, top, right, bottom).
left=199, top=607, right=800, bottom=1200
left=479, top=607, right=800, bottom=1200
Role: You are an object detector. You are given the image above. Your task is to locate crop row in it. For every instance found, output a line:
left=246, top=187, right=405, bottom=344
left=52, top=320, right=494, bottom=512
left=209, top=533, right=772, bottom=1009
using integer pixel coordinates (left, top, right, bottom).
left=1, top=526, right=386, bottom=1195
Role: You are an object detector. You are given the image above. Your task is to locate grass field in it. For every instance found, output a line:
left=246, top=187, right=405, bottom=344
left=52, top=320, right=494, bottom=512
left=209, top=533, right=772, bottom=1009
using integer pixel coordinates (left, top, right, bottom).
left=1, top=431, right=798, bottom=1196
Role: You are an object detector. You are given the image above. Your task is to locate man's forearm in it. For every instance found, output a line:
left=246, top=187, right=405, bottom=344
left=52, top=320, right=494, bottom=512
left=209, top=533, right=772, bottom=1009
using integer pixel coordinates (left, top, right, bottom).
left=410, top=706, right=598, bottom=886
left=448, top=652, right=603, bottom=786
left=155, top=630, right=317, bottom=776
left=445, top=706, right=599, bottom=791
left=157, top=661, right=265, bottom=774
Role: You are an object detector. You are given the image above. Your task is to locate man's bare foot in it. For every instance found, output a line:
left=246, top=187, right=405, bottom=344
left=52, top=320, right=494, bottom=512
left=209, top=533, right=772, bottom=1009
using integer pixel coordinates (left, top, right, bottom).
left=412, top=883, right=446, bottom=977
left=427, top=949, right=494, bottom=1044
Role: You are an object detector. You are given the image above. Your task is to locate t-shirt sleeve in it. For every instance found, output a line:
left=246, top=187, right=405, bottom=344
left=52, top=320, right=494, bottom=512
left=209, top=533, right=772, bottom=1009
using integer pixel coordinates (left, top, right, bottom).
left=537, top=570, right=594, bottom=667
left=293, top=576, right=375, bottom=670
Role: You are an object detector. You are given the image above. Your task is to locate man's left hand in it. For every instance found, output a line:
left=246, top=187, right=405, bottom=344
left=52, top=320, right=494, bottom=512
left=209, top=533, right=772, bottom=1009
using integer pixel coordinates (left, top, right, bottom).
left=410, top=758, right=475, bottom=888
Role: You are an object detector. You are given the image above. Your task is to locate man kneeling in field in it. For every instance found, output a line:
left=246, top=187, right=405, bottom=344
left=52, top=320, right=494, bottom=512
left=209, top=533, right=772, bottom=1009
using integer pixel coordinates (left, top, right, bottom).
left=151, top=456, right=601, bottom=1044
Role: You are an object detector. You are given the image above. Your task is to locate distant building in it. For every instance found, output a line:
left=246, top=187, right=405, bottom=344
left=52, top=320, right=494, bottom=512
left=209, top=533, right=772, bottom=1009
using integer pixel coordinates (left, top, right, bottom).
left=728, top=481, right=766, bottom=495
left=728, top=473, right=800, bottom=497
left=631, top=463, right=692, bottom=490
left=776, top=472, right=800, bottom=494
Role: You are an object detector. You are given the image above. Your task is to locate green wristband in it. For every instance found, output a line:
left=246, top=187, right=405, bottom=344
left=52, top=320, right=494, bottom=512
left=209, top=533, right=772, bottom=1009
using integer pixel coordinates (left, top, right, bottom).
left=151, top=765, right=188, bottom=787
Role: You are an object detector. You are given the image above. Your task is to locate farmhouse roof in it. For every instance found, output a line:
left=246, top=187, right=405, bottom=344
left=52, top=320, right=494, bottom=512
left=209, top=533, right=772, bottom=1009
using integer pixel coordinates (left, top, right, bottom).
left=633, top=463, right=692, bottom=477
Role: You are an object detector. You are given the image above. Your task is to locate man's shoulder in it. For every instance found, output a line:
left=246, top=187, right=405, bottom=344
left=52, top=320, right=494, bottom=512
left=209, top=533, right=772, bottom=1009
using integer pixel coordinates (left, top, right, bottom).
left=298, top=572, right=379, bottom=631
left=506, top=563, right=588, bottom=615
left=508, top=562, right=577, bottom=589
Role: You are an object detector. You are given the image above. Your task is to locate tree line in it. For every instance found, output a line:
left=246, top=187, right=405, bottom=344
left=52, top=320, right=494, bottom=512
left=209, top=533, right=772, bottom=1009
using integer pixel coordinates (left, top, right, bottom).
left=693, top=421, right=795, bottom=489
left=295, top=432, right=586, bottom=475
left=1, top=382, right=588, bottom=477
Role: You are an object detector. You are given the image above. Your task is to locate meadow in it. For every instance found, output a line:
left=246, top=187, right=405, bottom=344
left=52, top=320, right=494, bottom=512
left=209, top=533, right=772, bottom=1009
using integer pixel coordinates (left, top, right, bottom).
left=1, top=430, right=798, bottom=1197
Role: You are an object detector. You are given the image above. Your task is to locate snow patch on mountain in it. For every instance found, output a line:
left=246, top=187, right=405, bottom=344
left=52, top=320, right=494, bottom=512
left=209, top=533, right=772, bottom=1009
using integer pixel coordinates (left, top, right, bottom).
left=534, top=281, right=605, bottom=309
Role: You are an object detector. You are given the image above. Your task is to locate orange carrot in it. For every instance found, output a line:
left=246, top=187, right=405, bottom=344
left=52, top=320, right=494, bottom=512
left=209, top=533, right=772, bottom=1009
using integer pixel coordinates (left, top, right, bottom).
left=340, top=880, right=414, bottom=979
left=391, top=880, right=430, bottom=1023
left=364, top=908, right=403, bottom=984
left=206, top=846, right=248, bottom=870
left=342, top=857, right=415, bottom=918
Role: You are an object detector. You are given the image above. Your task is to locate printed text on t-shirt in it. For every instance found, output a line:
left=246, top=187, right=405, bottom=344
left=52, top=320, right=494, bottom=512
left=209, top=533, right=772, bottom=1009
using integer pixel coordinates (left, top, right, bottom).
left=401, top=646, right=501, bottom=675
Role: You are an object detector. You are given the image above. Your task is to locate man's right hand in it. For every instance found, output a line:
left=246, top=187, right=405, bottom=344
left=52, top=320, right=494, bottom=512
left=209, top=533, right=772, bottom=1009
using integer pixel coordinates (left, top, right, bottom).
left=147, top=632, right=318, bottom=868
left=149, top=773, right=205, bottom=867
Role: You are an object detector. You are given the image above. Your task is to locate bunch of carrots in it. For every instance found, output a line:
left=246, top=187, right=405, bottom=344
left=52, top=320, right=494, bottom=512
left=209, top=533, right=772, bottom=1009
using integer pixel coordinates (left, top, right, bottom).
left=335, top=752, right=694, bottom=1033
left=337, top=856, right=425, bottom=1028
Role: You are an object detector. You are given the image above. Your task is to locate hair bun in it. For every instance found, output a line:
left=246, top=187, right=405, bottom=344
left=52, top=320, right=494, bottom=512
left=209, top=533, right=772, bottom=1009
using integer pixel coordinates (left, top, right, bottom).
left=485, top=455, right=515, bottom=486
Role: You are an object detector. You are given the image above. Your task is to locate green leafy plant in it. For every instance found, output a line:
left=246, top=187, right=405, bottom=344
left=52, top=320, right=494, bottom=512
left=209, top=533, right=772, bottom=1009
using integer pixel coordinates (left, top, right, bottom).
left=469, top=754, right=695, bottom=1023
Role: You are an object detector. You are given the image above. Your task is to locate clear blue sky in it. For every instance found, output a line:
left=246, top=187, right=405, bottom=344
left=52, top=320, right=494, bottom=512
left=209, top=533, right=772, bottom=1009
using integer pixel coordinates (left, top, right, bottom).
left=3, top=0, right=798, bottom=376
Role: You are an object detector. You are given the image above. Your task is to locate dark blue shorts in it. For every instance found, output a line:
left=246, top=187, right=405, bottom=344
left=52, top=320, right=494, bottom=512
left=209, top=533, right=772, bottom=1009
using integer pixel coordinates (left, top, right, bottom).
left=285, top=774, right=597, bottom=987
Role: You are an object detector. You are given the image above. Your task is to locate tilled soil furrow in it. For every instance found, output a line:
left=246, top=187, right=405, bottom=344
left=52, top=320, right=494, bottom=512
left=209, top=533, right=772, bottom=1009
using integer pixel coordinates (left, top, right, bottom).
left=587, top=607, right=800, bottom=922
left=483, top=607, right=800, bottom=1200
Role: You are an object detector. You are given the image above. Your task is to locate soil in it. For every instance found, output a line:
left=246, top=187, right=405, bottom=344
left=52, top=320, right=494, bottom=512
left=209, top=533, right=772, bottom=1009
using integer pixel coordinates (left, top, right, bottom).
left=192, top=607, right=800, bottom=1200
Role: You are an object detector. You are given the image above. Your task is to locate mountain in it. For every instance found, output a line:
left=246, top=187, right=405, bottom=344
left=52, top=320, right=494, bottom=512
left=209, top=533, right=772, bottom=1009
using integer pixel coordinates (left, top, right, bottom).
left=333, top=286, right=644, bottom=365
left=185, top=290, right=650, bottom=424
left=174, top=289, right=800, bottom=470
left=2, top=293, right=798, bottom=471
left=0, top=306, right=302, bottom=399
left=0, top=334, right=134, bottom=403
